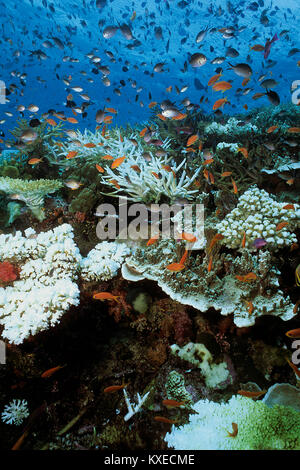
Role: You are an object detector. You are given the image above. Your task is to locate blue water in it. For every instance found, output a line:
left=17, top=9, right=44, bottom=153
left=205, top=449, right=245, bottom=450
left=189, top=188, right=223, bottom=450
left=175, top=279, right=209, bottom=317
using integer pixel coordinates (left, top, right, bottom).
left=0, top=0, right=300, bottom=136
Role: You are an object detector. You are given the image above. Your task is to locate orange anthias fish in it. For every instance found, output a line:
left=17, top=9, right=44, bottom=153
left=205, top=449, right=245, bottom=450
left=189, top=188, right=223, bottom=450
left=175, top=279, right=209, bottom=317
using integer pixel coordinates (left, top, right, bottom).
left=227, top=422, right=238, bottom=438
left=245, top=300, right=254, bottom=315
left=162, top=399, right=186, bottom=408
left=165, top=263, right=185, bottom=272
left=212, top=81, right=232, bottom=92
left=84, top=143, right=96, bottom=148
left=250, top=44, right=265, bottom=51
left=242, top=231, right=246, bottom=248
left=285, top=328, right=300, bottom=338
left=207, top=255, right=213, bottom=272
left=231, top=179, right=238, bottom=194
left=131, top=165, right=141, bottom=173
left=267, top=125, right=279, bottom=133
left=93, top=292, right=120, bottom=302
left=147, top=235, right=159, bottom=246
left=186, top=134, right=198, bottom=147
left=172, top=113, right=187, bottom=120
left=148, top=101, right=158, bottom=108
left=203, top=158, right=214, bottom=165
left=46, top=118, right=57, bottom=126
left=213, top=97, right=228, bottom=110
left=67, top=117, right=78, bottom=123
left=109, top=179, right=121, bottom=189
left=28, top=158, right=42, bottom=165
left=102, top=154, right=114, bottom=160
left=287, top=127, right=300, bottom=133
left=154, top=416, right=179, bottom=424
left=238, top=390, right=267, bottom=398
left=104, top=115, right=113, bottom=123
left=111, top=155, right=126, bottom=169
left=208, top=233, right=224, bottom=252
left=95, top=164, right=105, bottom=173
left=286, top=358, right=300, bottom=379
left=179, top=249, right=189, bottom=265
left=221, top=171, right=232, bottom=177
left=105, top=107, right=118, bottom=114
left=180, top=232, right=197, bottom=243
left=208, top=73, right=222, bottom=86
left=66, top=150, right=78, bottom=159
left=242, top=78, right=250, bottom=87
left=41, top=365, right=66, bottom=378
left=283, top=204, right=295, bottom=210
left=166, top=85, right=172, bottom=92
left=276, top=221, right=288, bottom=231
left=237, top=147, right=248, bottom=158
left=157, top=113, right=167, bottom=121
left=104, top=384, right=128, bottom=393
left=235, top=272, right=257, bottom=282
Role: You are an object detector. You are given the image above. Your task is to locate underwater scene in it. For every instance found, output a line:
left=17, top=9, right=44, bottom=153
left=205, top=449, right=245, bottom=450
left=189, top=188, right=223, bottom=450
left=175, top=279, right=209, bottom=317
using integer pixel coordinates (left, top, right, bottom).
left=0, top=0, right=299, bottom=454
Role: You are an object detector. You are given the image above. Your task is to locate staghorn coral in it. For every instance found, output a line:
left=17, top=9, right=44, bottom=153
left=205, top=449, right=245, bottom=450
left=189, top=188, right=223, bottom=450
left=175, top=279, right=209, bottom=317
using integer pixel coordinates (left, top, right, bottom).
left=216, top=186, right=299, bottom=250
left=121, top=238, right=296, bottom=327
left=0, top=176, right=63, bottom=221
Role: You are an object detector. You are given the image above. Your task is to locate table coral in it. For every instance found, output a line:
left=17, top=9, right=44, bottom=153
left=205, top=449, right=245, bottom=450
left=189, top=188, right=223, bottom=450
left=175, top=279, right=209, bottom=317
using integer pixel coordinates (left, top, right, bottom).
left=121, top=239, right=296, bottom=327
left=0, top=176, right=63, bottom=221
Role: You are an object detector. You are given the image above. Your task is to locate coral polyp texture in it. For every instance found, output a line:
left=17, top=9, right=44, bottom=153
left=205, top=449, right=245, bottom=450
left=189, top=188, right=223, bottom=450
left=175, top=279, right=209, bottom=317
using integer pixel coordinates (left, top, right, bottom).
left=80, top=241, right=131, bottom=282
left=0, top=224, right=81, bottom=344
left=165, top=393, right=300, bottom=450
left=216, top=186, right=300, bottom=250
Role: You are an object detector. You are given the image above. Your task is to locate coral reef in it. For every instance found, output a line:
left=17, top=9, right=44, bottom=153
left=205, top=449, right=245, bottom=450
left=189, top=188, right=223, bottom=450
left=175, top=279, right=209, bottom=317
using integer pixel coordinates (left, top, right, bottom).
left=170, top=342, right=230, bottom=388
left=0, top=176, right=63, bottom=221
left=121, top=239, right=297, bottom=327
left=165, top=392, right=300, bottom=450
left=80, top=241, right=130, bottom=282
left=1, top=399, right=29, bottom=426
left=165, top=371, right=193, bottom=407
left=216, top=186, right=299, bottom=250
left=0, top=224, right=81, bottom=344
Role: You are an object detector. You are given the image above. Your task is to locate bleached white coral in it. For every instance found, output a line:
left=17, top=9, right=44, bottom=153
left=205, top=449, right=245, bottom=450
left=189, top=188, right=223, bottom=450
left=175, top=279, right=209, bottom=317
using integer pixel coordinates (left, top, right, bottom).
left=216, top=142, right=240, bottom=153
left=205, top=117, right=258, bottom=136
left=216, top=186, right=299, bottom=250
left=165, top=394, right=300, bottom=450
left=1, top=399, right=29, bottom=425
left=170, top=343, right=229, bottom=388
left=0, top=224, right=82, bottom=344
left=80, top=241, right=130, bottom=282
left=100, top=153, right=201, bottom=204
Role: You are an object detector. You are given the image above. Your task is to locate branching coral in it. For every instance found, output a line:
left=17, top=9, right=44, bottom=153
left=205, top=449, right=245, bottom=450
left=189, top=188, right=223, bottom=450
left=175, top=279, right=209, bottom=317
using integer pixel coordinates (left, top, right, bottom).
left=0, top=224, right=81, bottom=344
left=0, top=176, right=63, bottom=220
left=216, top=186, right=299, bottom=250
left=100, top=153, right=201, bottom=204
left=80, top=241, right=131, bottom=282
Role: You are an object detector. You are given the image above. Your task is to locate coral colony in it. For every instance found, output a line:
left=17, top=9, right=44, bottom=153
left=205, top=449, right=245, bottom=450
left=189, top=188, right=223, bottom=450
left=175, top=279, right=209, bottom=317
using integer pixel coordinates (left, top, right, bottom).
left=0, top=0, right=300, bottom=454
